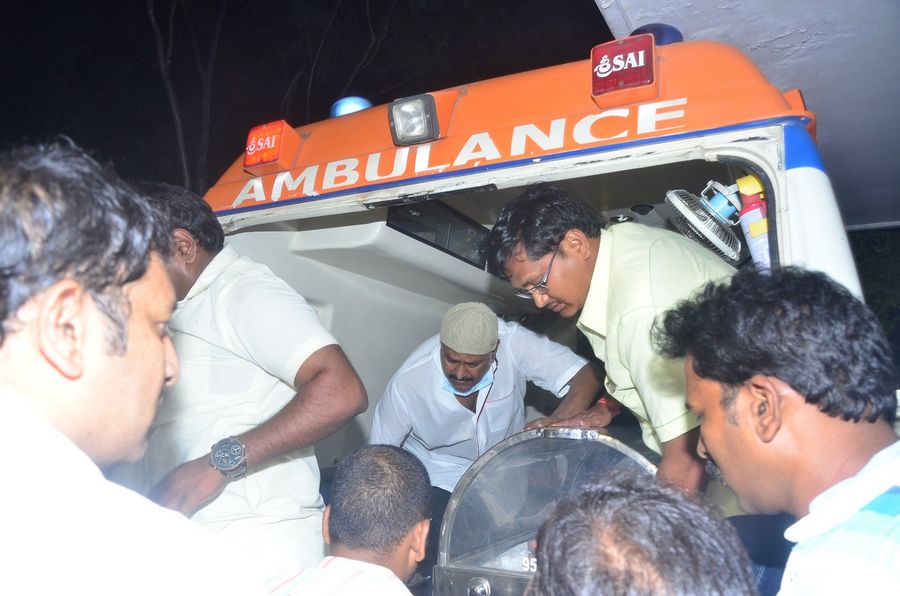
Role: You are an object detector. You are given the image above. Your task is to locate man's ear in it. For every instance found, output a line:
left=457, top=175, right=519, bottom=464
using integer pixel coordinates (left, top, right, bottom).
left=560, top=229, right=592, bottom=260
left=322, top=505, right=332, bottom=545
left=410, top=518, right=430, bottom=563
left=36, top=280, right=89, bottom=380
left=172, top=228, right=199, bottom=264
left=744, top=374, right=784, bottom=443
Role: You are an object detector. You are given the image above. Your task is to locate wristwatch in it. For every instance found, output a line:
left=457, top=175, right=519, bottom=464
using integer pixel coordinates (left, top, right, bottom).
left=209, top=436, right=248, bottom=479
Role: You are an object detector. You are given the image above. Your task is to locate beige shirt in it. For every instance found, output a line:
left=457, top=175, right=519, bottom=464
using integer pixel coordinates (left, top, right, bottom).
left=577, top=222, right=735, bottom=453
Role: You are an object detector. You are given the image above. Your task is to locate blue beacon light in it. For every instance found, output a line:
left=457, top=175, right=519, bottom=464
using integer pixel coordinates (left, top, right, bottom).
left=630, top=23, right=684, bottom=45
left=330, top=96, right=373, bottom=117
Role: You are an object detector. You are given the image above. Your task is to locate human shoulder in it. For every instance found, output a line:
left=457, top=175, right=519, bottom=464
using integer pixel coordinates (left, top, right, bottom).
left=271, top=556, right=411, bottom=596
left=645, top=229, right=735, bottom=286
left=386, top=334, right=442, bottom=388
left=785, top=441, right=900, bottom=550
left=607, top=223, right=734, bottom=310
left=497, top=318, right=523, bottom=339
left=400, top=333, right=441, bottom=369
left=496, top=320, right=544, bottom=358
left=780, top=486, right=900, bottom=595
left=208, top=248, right=288, bottom=295
left=197, top=247, right=322, bottom=328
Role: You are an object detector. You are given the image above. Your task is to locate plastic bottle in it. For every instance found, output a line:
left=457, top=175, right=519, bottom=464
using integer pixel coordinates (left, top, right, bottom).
left=735, top=175, right=770, bottom=270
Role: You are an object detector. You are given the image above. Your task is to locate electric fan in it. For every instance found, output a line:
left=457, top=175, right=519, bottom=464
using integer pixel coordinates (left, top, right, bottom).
left=665, top=180, right=742, bottom=265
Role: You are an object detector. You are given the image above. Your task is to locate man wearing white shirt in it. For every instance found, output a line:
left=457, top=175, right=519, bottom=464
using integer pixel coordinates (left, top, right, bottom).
left=0, top=141, right=266, bottom=595
left=370, top=302, right=603, bottom=582
left=110, top=183, right=367, bottom=580
left=272, top=445, right=430, bottom=596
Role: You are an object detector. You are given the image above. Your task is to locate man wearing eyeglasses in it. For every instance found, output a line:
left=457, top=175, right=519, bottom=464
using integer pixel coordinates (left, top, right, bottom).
left=484, top=185, right=735, bottom=494
left=370, top=302, right=602, bottom=583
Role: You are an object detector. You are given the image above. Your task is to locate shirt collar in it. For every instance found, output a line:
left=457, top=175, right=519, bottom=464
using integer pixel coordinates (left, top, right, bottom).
left=577, top=229, right=612, bottom=337
left=784, top=439, right=900, bottom=544
left=180, top=244, right=239, bottom=304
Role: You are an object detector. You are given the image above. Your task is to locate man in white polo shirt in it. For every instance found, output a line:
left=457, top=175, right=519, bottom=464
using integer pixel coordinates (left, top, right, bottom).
left=371, top=302, right=602, bottom=581
left=110, top=183, right=367, bottom=581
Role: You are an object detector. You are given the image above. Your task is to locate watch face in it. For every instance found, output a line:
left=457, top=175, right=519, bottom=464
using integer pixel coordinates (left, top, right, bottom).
left=212, top=438, right=245, bottom=472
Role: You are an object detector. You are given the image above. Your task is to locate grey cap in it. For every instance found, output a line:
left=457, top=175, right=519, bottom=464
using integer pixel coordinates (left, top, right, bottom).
left=440, top=302, right=499, bottom=355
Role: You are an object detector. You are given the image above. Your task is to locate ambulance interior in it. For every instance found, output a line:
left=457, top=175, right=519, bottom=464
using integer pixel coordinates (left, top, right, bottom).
left=222, top=154, right=763, bottom=470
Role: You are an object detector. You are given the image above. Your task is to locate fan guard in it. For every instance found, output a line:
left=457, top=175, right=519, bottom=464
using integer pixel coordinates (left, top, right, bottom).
left=665, top=189, right=741, bottom=265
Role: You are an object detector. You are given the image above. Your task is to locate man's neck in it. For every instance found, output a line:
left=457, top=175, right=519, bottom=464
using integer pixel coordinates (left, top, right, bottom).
left=176, top=248, right=220, bottom=301
left=190, top=248, right=218, bottom=284
left=455, top=393, right=477, bottom=412
left=792, top=419, right=898, bottom=516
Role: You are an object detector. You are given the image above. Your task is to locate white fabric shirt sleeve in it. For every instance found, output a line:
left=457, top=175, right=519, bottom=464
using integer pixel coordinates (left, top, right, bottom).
left=504, top=323, right=588, bottom=398
left=215, top=269, right=337, bottom=385
left=370, top=377, right=414, bottom=446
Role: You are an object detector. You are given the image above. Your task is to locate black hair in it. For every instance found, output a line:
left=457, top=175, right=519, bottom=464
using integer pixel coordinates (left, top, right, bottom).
left=484, top=185, right=607, bottom=279
left=654, top=266, right=898, bottom=423
left=0, top=140, right=171, bottom=352
left=526, top=474, right=755, bottom=596
left=137, top=182, right=225, bottom=253
left=328, top=445, right=432, bottom=552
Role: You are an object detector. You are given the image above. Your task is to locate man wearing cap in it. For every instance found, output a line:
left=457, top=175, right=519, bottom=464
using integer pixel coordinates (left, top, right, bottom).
left=370, top=302, right=602, bottom=580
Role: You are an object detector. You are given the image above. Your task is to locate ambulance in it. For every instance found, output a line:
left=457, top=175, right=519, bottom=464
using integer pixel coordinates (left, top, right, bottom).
left=203, top=30, right=859, bottom=466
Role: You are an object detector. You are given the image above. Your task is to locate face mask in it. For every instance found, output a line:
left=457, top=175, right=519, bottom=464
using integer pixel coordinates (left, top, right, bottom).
left=441, top=361, right=495, bottom=397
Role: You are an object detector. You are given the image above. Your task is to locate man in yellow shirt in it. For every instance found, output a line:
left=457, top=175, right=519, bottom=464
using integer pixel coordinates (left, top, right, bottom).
left=485, top=185, right=735, bottom=493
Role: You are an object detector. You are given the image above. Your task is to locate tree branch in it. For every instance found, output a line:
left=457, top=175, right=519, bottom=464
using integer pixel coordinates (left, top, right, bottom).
left=192, top=0, right=228, bottom=192
left=147, top=0, right=191, bottom=189
left=304, top=0, right=343, bottom=123
left=340, top=0, right=400, bottom=98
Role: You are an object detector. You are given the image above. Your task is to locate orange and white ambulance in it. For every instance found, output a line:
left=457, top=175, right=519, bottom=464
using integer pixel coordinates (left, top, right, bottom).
left=204, top=32, right=859, bottom=464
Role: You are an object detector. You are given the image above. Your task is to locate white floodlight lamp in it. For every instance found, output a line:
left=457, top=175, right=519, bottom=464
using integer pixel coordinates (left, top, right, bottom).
left=388, top=94, right=439, bottom=145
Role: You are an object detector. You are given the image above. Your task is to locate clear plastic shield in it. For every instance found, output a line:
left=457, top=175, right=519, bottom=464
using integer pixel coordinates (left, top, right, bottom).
left=433, top=427, right=656, bottom=596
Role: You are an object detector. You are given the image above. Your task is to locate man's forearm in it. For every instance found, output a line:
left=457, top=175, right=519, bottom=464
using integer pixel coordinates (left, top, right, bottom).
left=658, top=428, right=705, bottom=493
left=550, top=362, right=603, bottom=420
left=238, top=345, right=367, bottom=469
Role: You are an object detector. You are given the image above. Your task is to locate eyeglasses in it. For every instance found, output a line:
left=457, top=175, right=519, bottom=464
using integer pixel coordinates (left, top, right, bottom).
left=515, top=250, right=558, bottom=299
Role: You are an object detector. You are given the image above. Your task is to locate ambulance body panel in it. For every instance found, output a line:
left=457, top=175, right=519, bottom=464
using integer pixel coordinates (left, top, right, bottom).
left=205, top=37, right=858, bottom=466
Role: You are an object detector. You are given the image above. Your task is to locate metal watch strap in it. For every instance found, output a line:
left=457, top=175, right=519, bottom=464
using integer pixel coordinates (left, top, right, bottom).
left=221, top=460, right=247, bottom=480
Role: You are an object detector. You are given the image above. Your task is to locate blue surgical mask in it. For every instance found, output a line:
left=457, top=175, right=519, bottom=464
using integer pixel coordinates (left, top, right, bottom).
left=441, top=362, right=495, bottom=397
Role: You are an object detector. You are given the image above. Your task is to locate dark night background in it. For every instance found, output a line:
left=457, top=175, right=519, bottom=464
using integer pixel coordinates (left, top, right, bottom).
left=1, top=0, right=611, bottom=191
left=1, top=0, right=897, bottom=363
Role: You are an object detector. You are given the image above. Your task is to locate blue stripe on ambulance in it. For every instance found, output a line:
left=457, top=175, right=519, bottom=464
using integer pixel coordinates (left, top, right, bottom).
left=783, top=122, right=825, bottom=172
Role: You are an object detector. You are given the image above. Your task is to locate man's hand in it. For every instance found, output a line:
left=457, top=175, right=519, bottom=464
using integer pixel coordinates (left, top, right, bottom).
left=523, top=363, right=608, bottom=432
left=524, top=401, right=617, bottom=431
left=523, top=416, right=556, bottom=431
left=149, top=456, right=228, bottom=517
